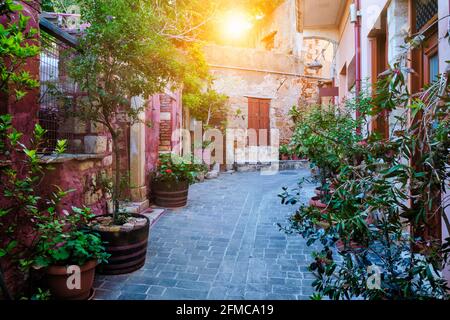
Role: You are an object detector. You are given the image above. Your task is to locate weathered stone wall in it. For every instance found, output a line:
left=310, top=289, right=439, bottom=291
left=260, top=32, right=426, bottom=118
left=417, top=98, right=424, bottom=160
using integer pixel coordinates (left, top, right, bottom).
left=302, top=38, right=334, bottom=79
left=253, top=0, right=302, bottom=56
left=204, top=44, right=304, bottom=75
left=159, top=94, right=173, bottom=152
left=40, top=155, right=112, bottom=214
left=204, top=9, right=331, bottom=151
left=210, top=67, right=320, bottom=145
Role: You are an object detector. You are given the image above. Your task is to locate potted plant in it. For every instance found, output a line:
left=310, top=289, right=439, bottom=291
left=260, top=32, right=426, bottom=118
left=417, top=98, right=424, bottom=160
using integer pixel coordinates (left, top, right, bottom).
left=291, top=105, right=364, bottom=208
left=65, top=0, right=188, bottom=274
left=279, top=144, right=290, bottom=160
left=151, top=153, right=207, bottom=208
left=280, top=49, right=450, bottom=299
left=290, top=144, right=308, bottom=160
left=33, top=207, right=109, bottom=300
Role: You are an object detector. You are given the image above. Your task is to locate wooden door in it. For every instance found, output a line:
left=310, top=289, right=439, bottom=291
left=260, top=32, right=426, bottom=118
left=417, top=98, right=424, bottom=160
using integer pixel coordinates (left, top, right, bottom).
left=370, top=33, right=389, bottom=139
left=248, top=98, right=270, bottom=146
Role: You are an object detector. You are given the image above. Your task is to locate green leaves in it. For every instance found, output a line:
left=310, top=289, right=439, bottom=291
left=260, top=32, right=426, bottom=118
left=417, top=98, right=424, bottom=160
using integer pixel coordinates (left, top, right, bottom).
left=33, top=206, right=110, bottom=267
left=2, top=0, right=23, bottom=12
left=281, top=54, right=449, bottom=300
left=154, top=153, right=207, bottom=185
left=0, top=240, right=17, bottom=257
left=0, top=2, right=40, bottom=97
left=291, top=105, right=363, bottom=184
left=55, top=139, right=68, bottom=154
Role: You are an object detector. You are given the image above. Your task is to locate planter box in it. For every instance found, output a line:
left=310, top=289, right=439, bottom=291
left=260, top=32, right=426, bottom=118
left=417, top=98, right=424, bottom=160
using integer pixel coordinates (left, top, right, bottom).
left=151, top=180, right=189, bottom=208
left=94, top=214, right=150, bottom=275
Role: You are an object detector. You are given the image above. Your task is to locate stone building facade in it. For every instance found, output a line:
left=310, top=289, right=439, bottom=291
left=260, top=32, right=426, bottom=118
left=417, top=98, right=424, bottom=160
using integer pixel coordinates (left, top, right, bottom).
left=1, top=1, right=184, bottom=216
left=203, top=0, right=335, bottom=165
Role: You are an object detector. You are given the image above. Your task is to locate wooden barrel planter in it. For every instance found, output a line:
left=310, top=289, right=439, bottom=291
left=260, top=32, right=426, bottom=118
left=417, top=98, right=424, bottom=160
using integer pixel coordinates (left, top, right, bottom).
left=95, top=214, right=150, bottom=275
left=151, top=179, right=189, bottom=208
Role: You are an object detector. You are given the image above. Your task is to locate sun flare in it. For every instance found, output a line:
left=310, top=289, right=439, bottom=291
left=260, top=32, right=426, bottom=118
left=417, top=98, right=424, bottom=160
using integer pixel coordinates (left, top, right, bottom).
left=221, top=11, right=253, bottom=39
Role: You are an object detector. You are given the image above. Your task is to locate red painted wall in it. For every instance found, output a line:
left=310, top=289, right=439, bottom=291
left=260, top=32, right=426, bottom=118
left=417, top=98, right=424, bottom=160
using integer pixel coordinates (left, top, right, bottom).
left=0, top=1, right=42, bottom=298
left=39, top=158, right=110, bottom=214
left=5, top=1, right=41, bottom=143
left=145, top=95, right=161, bottom=196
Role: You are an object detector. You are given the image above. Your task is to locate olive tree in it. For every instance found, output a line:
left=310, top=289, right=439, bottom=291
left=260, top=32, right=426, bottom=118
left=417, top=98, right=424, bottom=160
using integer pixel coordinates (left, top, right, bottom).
left=68, top=0, right=184, bottom=223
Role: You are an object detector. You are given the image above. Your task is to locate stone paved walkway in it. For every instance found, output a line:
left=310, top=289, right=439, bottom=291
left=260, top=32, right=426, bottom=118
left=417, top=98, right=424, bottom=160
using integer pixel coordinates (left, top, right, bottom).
left=94, top=169, right=318, bottom=300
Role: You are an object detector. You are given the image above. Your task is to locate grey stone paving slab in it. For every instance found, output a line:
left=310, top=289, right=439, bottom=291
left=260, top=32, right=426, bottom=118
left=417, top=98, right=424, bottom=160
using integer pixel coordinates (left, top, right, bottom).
left=94, top=170, right=318, bottom=300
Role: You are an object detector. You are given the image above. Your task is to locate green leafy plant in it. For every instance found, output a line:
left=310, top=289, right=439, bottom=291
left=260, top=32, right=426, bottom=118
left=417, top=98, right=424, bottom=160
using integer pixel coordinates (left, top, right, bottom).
left=29, top=288, right=51, bottom=301
left=33, top=207, right=109, bottom=268
left=0, top=0, right=39, bottom=101
left=183, top=88, right=229, bottom=131
left=0, top=114, right=72, bottom=298
left=42, top=0, right=79, bottom=12
left=290, top=104, right=364, bottom=185
left=279, top=48, right=450, bottom=300
left=153, top=153, right=207, bottom=185
left=279, top=144, right=291, bottom=157
left=288, top=105, right=303, bottom=124
left=67, top=0, right=187, bottom=224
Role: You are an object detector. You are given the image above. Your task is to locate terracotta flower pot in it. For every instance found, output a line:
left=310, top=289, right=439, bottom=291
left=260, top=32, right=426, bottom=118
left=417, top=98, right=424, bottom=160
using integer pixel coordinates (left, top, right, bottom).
left=291, top=155, right=300, bottom=160
left=45, top=260, right=97, bottom=300
left=280, top=154, right=289, bottom=161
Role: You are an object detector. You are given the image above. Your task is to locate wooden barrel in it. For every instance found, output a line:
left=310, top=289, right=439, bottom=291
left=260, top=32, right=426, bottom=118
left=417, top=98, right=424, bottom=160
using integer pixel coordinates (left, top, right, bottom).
left=151, top=180, right=189, bottom=208
left=95, top=214, right=150, bottom=275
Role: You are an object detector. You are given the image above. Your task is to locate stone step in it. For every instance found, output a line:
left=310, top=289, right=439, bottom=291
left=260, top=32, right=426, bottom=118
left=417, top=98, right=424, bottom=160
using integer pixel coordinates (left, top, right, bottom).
left=235, top=160, right=310, bottom=172
left=142, top=207, right=166, bottom=227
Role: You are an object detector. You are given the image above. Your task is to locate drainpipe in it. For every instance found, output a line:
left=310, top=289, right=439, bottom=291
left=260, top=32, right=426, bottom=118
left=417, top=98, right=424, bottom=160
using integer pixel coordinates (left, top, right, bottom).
left=351, top=0, right=362, bottom=134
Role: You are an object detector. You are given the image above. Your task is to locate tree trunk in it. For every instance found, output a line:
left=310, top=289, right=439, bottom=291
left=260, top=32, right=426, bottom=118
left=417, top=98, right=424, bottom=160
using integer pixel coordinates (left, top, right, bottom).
left=111, top=133, right=121, bottom=223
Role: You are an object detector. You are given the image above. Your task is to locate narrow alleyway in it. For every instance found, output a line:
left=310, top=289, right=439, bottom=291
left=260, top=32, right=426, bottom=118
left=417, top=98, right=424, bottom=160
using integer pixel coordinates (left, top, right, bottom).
left=94, top=170, right=318, bottom=300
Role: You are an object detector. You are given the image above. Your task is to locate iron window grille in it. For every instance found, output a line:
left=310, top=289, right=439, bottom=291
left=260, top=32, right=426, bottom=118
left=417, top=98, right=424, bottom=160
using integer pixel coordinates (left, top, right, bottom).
left=39, top=31, right=81, bottom=154
left=415, top=0, right=438, bottom=32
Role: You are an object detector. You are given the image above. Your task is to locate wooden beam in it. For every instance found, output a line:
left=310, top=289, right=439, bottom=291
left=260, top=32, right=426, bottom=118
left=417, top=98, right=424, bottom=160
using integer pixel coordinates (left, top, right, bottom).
left=39, top=17, right=79, bottom=48
left=318, top=87, right=339, bottom=97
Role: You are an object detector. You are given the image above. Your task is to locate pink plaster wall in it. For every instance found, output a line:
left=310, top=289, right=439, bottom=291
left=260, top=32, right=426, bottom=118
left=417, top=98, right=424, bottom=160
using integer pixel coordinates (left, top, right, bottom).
left=39, top=159, right=110, bottom=214
left=144, top=95, right=161, bottom=195
left=144, top=92, right=183, bottom=197
left=171, top=90, right=182, bottom=155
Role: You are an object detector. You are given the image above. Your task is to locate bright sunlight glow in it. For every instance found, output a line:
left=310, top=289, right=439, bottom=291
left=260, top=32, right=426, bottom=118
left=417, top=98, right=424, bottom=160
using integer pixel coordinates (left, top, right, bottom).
left=222, top=11, right=253, bottom=39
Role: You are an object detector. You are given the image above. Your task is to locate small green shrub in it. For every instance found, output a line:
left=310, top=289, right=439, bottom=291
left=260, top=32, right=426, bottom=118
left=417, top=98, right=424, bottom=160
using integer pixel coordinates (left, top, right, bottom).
left=153, top=153, right=207, bottom=185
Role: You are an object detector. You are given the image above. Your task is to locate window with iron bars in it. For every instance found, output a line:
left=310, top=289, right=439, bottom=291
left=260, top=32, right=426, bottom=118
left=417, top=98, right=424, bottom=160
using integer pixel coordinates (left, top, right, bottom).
left=39, top=31, right=83, bottom=154
left=415, top=0, right=438, bottom=32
